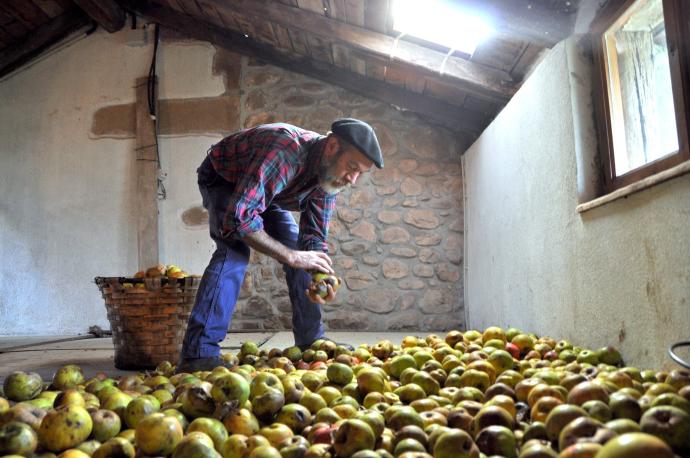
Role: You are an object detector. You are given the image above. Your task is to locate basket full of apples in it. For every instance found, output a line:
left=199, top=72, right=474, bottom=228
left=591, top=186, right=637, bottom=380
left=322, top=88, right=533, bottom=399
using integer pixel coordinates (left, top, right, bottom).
left=94, top=264, right=201, bottom=370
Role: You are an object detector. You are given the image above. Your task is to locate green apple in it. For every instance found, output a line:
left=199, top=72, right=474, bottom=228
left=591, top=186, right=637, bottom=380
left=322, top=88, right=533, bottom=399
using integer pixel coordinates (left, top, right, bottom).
left=3, top=371, right=43, bottom=402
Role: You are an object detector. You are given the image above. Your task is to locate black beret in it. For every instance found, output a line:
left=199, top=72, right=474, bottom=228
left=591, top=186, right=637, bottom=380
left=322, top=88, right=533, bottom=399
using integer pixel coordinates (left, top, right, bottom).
left=331, top=118, right=384, bottom=168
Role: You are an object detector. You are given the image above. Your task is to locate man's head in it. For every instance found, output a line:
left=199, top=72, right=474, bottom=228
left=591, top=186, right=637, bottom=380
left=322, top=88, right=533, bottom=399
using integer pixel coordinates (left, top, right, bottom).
left=318, top=118, right=383, bottom=194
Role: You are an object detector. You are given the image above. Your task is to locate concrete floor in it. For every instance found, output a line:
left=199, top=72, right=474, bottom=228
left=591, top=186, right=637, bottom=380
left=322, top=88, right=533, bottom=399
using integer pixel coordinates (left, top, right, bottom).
left=0, top=331, right=419, bottom=383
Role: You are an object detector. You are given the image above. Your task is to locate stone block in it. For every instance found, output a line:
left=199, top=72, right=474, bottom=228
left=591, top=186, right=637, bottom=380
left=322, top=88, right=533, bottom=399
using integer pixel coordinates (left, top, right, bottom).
left=387, top=312, right=420, bottom=330
left=421, top=289, right=455, bottom=314
left=325, top=311, right=369, bottom=330
left=362, top=289, right=398, bottom=314
left=344, top=271, right=375, bottom=290
left=350, top=221, right=377, bottom=241
left=403, top=210, right=440, bottom=229
left=382, top=259, right=409, bottom=279
left=381, top=227, right=410, bottom=244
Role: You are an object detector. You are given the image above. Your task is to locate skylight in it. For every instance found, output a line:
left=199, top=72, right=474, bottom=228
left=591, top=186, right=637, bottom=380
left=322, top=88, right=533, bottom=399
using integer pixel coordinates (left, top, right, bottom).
left=392, top=0, right=493, bottom=56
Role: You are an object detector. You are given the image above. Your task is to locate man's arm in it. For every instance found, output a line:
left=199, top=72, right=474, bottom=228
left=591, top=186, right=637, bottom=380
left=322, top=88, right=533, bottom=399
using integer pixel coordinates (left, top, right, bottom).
left=242, top=230, right=334, bottom=274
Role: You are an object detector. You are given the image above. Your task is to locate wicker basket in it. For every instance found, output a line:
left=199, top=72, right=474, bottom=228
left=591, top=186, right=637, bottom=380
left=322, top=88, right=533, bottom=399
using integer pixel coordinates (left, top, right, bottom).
left=95, top=276, right=201, bottom=370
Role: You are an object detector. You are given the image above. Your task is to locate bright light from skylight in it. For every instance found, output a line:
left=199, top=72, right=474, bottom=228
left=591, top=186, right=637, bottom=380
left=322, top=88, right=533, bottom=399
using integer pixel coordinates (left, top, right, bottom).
left=392, top=0, right=493, bottom=55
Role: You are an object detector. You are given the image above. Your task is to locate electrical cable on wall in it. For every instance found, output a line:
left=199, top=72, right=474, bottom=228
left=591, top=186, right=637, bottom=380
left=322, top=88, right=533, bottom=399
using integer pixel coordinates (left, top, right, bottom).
left=146, top=23, right=166, bottom=200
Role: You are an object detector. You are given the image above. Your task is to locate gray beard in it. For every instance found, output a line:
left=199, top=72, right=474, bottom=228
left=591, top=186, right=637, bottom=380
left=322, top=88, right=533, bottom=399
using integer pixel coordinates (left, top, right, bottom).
left=317, top=150, right=350, bottom=194
left=319, top=179, right=349, bottom=195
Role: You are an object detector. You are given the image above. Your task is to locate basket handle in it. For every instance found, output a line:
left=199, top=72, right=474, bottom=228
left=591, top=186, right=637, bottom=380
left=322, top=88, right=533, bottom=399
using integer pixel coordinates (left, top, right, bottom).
left=668, top=341, right=690, bottom=369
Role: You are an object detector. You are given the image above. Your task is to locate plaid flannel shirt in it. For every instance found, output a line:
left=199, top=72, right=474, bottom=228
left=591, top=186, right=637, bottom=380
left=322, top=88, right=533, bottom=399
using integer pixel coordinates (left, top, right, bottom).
left=208, top=123, right=335, bottom=252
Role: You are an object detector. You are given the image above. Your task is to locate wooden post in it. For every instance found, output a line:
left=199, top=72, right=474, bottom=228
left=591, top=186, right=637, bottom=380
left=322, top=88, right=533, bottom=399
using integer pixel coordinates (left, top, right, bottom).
left=135, top=76, right=159, bottom=270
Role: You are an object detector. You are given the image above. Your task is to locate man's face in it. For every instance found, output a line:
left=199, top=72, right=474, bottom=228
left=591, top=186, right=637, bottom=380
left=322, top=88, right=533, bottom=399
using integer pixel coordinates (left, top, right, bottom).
left=318, top=138, right=375, bottom=194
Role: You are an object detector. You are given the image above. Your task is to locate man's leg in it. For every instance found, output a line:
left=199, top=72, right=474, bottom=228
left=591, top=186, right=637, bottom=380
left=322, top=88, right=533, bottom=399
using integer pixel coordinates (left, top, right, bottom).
left=262, top=205, right=324, bottom=348
left=181, top=241, right=249, bottom=359
left=180, top=157, right=249, bottom=360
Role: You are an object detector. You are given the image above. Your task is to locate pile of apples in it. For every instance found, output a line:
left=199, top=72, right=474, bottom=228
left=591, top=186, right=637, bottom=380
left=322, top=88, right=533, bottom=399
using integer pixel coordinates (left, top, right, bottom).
left=1, top=326, right=690, bottom=458
left=135, top=264, right=190, bottom=279
left=121, top=264, right=191, bottom=289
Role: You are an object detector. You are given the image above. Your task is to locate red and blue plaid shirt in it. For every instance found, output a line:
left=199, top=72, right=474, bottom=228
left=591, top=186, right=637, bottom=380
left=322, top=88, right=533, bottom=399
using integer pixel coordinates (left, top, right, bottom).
left=208, top=123, right=336, bottom=252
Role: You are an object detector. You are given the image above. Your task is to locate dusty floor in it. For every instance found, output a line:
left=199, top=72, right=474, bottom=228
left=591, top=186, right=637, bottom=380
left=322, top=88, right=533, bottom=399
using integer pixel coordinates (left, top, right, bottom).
left=0, top=331, right=418, bottom=383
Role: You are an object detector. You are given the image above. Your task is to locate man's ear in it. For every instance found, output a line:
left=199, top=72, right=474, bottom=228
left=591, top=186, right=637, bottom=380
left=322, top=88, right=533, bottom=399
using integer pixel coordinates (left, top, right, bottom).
left=323, top=135, right=340, bottom=158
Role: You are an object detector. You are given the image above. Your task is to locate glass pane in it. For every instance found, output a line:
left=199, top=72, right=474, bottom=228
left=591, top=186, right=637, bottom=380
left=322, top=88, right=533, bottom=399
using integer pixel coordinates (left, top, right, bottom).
left=603, top=0, right=679, bottom=176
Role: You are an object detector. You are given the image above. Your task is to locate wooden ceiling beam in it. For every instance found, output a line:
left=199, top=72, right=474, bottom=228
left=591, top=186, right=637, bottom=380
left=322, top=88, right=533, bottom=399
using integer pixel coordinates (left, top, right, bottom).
left=194, top=0, right=515, bottom=101
left=0, top=1, right=51, bottom=29
left=0, top=8, right=90, bottom=79
left=72, top=0, right=125, bottom=33
left=121, top=0, right=485, bottom=135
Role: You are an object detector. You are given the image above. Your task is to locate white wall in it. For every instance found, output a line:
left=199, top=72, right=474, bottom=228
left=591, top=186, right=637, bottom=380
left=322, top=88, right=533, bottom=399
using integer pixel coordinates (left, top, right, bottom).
left=464, top=38, right=690, bottom=369
left=0, top=28, right=218, bottom=334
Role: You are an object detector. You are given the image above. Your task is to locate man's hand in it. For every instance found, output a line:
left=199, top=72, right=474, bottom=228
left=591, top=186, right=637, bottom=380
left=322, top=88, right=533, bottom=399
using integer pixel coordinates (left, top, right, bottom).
left=306, top=283, right=336, bottom=305
left=289, top=250, right=334, bottom=274
left=242, top=230, right=334, bottom=273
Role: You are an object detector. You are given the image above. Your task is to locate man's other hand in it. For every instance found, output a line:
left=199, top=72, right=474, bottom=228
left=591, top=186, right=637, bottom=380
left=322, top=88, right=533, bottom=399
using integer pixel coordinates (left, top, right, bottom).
left=306, top=283, right=336, bottom=305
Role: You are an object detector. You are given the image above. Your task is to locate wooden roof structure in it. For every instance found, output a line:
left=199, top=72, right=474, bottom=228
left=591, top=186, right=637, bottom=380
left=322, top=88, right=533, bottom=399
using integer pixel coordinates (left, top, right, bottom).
left=0, top=0, right=588, bottom=146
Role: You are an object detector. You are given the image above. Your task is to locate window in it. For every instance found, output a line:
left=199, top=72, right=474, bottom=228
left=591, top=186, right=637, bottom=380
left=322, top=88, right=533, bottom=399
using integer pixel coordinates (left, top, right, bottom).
left=590, top=0, right=690, bottom=192
left=391, top=0, right=492, bottom=57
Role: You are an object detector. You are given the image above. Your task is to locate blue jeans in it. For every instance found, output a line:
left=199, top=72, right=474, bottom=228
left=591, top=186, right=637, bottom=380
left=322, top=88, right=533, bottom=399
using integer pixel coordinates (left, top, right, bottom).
left=180, top=157, right=324, bottom=359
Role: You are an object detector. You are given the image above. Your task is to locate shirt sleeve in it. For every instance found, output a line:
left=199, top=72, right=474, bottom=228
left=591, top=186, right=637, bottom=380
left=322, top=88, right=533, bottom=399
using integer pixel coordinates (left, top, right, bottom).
left=298, top=192, right=336, bottom=252
left=219, top=132, right=297, bottom=240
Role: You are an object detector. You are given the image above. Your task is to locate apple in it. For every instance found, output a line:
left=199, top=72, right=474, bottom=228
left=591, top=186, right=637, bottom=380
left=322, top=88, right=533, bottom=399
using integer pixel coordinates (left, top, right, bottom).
left=134, top=413, right=183, bottom=456
left=178, top=386, right=215, bottom=419
left=471, top=405, right=514, bottom=436
left=519, top=441, right=557, bottom=457
left=597, top=346, right=623, bottom=366
left=188, top=417, right=228, bottom=451
left=433, top=429, right=479, bottom=458
left=90, top=409, right=121, bottom=442
left=3, top=371, right=43, bottom=402
left=557, top=442, right=601, bottom=457
left=219, top=433, right=248, bottom=458
left=566, top=381, right=609, bottom=406
left=640, top=405, right=690, bottom=453
left=596, top=432, right=673, bottom=458
left=393, top=437, right=427, bottom=455
left=0, top=421, right=38, bottom=456
left=333, top=419, right=376, bottom=457
left=211, top=372, right=250, bottom=405
left=38, top=405, right=93, bottom=452
left=327, top=363, right=354, bottom=386
left=123, top=397, right=158, bottom=428
left=276, top=403, right=312, bottom=434
left=475, top=425, right=517, bottom=458
left=544, top=404, right=587, bottom=441
left=609, top=392, right=642, bottom=422
left=558, top=416, right=614, bottom=451
left=258, top=422, right=294, bottom=448
left=52, top=365, right=85, bottom=391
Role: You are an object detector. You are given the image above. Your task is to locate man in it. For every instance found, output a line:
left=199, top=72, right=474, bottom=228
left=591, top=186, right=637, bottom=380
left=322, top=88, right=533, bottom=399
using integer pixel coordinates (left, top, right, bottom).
left=178, top=118, right=383, bottom=372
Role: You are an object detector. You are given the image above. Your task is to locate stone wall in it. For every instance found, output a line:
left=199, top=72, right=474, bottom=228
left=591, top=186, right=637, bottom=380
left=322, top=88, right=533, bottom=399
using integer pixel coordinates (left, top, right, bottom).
left=0, top=25, right=464, bottom=335
left=224, top=54, right=465, bottom=332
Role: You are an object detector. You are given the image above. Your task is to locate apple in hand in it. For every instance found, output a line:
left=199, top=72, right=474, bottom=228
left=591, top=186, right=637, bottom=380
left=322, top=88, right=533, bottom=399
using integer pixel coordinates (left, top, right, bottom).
left=306, top=271, right=342, bottom=304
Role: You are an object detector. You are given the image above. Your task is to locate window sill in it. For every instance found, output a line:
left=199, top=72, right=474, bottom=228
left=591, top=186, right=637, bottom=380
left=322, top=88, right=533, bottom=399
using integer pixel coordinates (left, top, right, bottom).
left=577, top=160, right=690, bottom=213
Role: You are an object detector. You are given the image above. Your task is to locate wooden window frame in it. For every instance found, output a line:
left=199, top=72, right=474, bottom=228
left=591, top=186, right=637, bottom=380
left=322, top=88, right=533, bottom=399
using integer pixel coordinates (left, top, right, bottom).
left=590, top=0, right=690, bottom=193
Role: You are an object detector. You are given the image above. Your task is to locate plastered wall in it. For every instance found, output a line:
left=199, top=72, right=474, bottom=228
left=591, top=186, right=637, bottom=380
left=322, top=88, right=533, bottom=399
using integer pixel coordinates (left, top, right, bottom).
left=463, top=37, right=690, bottom=370
left=0, top=25, right=464, bottom=335
left=0, top=28, right=221, bottom=335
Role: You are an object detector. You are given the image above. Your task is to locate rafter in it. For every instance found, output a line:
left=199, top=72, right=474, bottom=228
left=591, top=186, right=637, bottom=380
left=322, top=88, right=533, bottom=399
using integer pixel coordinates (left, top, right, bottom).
left=72, top=0, right=125, bottom=33
left=0, top=9, right=90, bottom=79
left=120, top=0, right=486, bottom=136
left=194, top=0, right=516, bottom=101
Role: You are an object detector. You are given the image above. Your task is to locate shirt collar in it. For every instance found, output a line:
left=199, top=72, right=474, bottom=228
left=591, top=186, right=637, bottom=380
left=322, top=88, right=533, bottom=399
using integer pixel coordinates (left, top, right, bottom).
left=305, top=135, right=327, bottom=179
